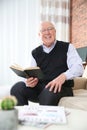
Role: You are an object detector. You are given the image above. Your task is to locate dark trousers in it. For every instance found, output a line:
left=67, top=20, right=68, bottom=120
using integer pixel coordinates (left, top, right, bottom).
left=10, top=81, right=73, bottom=106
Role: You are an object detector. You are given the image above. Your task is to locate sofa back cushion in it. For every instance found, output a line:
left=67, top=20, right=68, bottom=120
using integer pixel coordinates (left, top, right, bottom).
left=73, top=77, right=87, bottom=90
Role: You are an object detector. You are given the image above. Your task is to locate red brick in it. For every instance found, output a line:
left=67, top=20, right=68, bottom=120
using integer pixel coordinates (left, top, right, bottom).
left=70, top=0, right=87, bottom=48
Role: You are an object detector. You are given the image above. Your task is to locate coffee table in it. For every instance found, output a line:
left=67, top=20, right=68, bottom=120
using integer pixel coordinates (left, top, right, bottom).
left=17, top=107, right=87, bottom=130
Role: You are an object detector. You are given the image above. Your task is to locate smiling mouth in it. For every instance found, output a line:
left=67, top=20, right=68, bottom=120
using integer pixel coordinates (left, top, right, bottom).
left=44, top=35, right=52, bottom=40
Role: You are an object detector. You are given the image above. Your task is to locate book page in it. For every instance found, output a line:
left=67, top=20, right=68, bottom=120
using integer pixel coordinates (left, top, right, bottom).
left=24, top=66, right=40, bottom=70
left=10, top=64, right=24, bottom=71
left=10, top=63, right=40, bottom=71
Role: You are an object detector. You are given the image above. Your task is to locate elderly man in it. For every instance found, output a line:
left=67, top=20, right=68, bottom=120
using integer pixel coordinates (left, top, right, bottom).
left=11, top=21, right=84, bottom=106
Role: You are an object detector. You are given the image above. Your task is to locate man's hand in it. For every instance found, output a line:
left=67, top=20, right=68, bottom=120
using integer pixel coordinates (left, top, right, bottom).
left=45, top=73, right=66, bottom=93
left=25, top=77, right=39, bottom=88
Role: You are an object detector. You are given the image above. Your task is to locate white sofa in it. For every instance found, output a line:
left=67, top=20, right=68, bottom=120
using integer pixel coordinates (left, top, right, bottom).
left=0, top=85, right=11, bottom=99
left=1, top=77, right=87, bottom=111
left=59, top=77, right=87, bottom=111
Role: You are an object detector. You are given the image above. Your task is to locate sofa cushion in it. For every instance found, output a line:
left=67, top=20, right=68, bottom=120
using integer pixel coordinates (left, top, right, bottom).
left=59, top=97, right=87, bottom=111
left=73, top=89, right=87, bottom=97
left=0, top=86, right=11, bottom=98
left=73, top=77, right=87, bottom=90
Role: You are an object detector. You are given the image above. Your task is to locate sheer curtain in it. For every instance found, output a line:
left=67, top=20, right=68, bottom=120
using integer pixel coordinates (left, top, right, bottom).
left=40, top=0, right=70, bottom=42
left=0, top=0, right=40, bottom=86
left=0, top=0, right=70, bottom=86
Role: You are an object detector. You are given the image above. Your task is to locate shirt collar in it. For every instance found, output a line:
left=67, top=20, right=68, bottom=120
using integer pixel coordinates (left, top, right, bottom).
left=42, top=40, right=57, bottom=53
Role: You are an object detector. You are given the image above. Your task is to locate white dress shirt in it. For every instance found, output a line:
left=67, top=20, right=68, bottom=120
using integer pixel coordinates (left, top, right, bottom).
left=29, top=41, right=84, bottom=80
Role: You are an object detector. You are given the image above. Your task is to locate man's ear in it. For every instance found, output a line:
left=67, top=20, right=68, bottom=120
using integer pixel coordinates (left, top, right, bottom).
left=54, top=28, right=56, bottom=33
left=38, top=32, right=40, bottom=37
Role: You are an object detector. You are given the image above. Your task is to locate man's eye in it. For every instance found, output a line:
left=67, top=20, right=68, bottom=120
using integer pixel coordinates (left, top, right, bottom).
left=40, top=27, right=54, bottom=33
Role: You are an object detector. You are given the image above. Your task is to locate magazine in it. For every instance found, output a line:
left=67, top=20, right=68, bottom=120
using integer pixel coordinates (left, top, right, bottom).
left=18, top=105, right=67, bottom=128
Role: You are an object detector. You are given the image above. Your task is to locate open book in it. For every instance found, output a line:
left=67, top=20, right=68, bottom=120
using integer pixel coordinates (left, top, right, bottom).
left=10, top=64, right=44, bottom=79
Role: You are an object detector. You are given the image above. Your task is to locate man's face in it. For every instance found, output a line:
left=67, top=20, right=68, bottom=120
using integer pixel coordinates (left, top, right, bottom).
left=38, top=22, right=56, bottom=47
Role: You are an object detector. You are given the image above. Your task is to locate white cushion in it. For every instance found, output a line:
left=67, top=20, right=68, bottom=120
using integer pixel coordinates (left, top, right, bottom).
left=59, top=97, right=87, bottom=111
left=0, top=86, right=11, bottom=98
left=73, top=89, right=87, bottom=97
left=82, top=65, right=87, bottom=78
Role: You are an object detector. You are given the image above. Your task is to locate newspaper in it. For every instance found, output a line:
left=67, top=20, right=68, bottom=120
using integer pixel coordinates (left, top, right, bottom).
left=18, top=105, right=67, bottom=128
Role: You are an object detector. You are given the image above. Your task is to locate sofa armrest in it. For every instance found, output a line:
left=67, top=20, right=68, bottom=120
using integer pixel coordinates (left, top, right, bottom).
left=86, top=82, right=87, bottom=89
left=73, top=77, right=87, bottom=90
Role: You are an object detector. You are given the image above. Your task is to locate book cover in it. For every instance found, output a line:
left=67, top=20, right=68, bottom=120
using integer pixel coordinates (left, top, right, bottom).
left=10, top=64, right=44, bottom=80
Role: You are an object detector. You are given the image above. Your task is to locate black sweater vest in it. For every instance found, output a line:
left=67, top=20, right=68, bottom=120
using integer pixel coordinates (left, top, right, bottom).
left=32, top=41, right=69, bottom=81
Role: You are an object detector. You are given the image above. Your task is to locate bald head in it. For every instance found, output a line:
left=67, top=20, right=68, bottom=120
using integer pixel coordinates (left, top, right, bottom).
left=38, top=21, right=56, bottom=47
left=39, top=21, right=55, bottom=32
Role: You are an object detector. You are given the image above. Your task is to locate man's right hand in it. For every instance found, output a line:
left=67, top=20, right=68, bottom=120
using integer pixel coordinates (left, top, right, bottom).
left=25, top=77, right=39, bottom=88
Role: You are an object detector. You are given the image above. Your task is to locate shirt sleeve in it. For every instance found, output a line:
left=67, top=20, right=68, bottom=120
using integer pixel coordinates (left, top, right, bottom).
left=64, top=44, right=84, bottom=80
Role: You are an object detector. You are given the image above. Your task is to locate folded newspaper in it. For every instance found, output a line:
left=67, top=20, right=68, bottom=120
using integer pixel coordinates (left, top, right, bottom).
left=18, top=105, right=67, bottom=128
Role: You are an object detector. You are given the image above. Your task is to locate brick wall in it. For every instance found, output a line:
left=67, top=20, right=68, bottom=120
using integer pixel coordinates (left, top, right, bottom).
left=70, top=0, right=87, bottom=48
